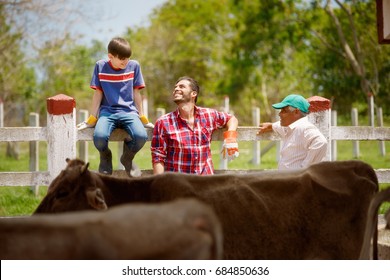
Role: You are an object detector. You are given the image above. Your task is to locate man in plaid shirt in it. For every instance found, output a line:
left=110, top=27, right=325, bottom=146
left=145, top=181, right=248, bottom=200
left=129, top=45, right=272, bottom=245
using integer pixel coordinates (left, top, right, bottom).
left=151, top=76, right=239, bottom=175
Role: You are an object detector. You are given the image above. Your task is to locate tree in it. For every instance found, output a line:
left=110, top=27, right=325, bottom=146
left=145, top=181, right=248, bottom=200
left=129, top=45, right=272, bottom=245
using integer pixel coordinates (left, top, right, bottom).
left=217, top=0, right=311, bottom=122
left=0, top=0, right=102, bottom=157
left=0, top=0, right=105, bottom=122
left=306, top=0, right=390, bottom=120
left=37, top=38, right=105, bottom=117
left=127, top=0, right=233, bottom=115
left=0, top=4, right=37, bottom=158
left=0, top=4, right=36, bottom=124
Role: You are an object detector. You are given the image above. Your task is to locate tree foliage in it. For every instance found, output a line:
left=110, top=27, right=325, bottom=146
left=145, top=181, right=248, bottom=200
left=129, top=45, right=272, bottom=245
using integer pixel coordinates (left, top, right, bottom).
left=127, top=0, right=233, bottom=113
left=0, top=0, right=103, bottom=124
left=305, top=0, right=390, bottom=119
left=0, top=4, right=36, bottom=125
left=37, top=38, right=104, bottom=117
left=217, top=0, right=312, bottom=121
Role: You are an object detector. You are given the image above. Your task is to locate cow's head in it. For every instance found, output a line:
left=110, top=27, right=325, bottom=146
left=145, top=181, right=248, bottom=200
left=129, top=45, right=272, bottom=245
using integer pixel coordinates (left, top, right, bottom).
left=33, top=159, right=107, bottom=214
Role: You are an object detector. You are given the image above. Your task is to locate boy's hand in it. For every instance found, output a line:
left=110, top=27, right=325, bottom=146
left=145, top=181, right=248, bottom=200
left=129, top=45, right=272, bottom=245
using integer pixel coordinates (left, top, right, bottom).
left=77, top=115, right=97, bottom=130
left=221, top=131, right=239, bottom=161
left=140, top=115, right=154, bottom=129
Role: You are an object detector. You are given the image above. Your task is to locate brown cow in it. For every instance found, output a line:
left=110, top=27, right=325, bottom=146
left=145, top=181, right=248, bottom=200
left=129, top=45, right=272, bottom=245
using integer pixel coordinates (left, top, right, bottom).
left=359, top=186, right=390, bottom=259
left=1, top=199, right=222, bottom=260
left=35, top=160, right=379, bottom=260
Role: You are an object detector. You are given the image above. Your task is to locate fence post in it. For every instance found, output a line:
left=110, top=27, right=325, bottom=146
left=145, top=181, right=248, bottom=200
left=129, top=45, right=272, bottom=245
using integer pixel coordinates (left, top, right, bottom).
left=46, top=94, right=77, bottom=182
left=156, top=108, right=166, bottom=119
left=29, top=113, right=40, bottom=195
left=142, top=96, right=149, bottom=118
left=274, top=110, right=280, bottom=163
left=78, top=109, right=89, bottom=163
left=307, top=96, right=332, bottom=161
left=351, top=108, right=360, bottom=158
left=369, top=94, right=375, bottom=127
left=377, top=107, right=386, bottom=156
left=252, top=107, right=260, bottom=165
left=219, top=96, right=229, bottom=170
left=0, top=98, right=3, bottom=128
left=331, top=110, right=337, bottom=161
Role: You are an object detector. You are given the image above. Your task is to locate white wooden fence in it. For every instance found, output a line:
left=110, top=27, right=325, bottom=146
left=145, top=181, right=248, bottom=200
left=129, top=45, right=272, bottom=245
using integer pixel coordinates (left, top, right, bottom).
left=0, top=94, right=390, bottom=188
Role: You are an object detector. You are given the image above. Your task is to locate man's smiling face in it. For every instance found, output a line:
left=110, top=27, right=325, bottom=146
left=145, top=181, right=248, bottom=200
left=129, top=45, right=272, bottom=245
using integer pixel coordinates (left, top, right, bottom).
left=172, top=79, right=196, bottom=104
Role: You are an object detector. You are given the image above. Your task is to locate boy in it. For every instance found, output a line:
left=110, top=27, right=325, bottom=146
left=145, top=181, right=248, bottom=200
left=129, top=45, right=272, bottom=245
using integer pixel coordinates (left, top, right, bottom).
left=77, top=37, right=153, bottom=176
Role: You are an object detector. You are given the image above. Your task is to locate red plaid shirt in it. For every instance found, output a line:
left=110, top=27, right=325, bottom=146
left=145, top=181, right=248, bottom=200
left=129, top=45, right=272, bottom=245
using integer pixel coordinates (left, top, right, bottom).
left=151, top=106, right=232, bottom=175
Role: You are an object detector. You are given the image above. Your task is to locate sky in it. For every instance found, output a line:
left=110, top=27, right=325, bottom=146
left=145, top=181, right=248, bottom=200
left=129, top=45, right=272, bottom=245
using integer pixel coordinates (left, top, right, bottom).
left=73, top=0, right=167, bottom=44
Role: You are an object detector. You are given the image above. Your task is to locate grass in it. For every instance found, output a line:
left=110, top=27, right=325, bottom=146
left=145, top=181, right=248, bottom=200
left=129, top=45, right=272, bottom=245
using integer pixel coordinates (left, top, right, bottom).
left=1, top=139, right=390, bottom=216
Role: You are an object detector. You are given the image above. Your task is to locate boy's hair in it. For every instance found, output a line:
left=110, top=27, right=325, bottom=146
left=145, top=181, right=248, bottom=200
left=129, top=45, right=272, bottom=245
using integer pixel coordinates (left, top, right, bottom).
left=108, top=37, right=132, bottom=59
left=176, top=76, right=199, bottom=103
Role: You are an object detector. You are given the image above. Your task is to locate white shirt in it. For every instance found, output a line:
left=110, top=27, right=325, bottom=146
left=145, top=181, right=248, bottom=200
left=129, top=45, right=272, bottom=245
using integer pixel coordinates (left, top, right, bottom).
left=272, top=116, right=327, bottom=170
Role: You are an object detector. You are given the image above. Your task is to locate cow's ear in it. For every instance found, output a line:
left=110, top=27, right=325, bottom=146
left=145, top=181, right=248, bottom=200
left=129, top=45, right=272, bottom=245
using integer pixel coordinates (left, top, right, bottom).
left=80, top=162, right=90, bottom=174
left=66, top=158, right=70, bottom=163
left=86, top=188, right=107, bottom=210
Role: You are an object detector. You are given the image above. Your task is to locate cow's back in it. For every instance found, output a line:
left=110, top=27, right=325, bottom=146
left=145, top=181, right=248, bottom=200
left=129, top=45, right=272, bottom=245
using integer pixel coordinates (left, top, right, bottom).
left=1, top=199, right=222, bottom=260
left=145, top=160, right=378, bottom=259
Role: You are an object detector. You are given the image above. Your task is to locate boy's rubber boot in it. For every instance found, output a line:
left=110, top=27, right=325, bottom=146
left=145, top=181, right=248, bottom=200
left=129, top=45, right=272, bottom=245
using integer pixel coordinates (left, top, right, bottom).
left=98, top=149, right=113, bottom=175
left=120, top=142, right=141, bottom=177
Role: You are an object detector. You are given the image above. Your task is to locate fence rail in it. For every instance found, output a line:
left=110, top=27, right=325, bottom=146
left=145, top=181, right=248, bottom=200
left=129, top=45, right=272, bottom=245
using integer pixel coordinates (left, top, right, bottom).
left=0, top=94, right=389, bottom=187
left=3, top=125, right=390, bottom=142
left=331, top=126, right=390, bottom=140
left=1, top=125, right=390, bottom=185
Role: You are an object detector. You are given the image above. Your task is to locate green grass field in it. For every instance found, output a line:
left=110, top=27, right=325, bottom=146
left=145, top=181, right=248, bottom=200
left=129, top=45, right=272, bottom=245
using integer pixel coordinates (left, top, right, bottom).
left=1, top=139, right=390, bottom=216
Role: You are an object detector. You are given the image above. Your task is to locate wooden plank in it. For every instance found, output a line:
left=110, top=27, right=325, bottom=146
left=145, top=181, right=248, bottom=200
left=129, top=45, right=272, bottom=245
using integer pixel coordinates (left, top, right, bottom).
left=77, top=126, right=278, bottom=141
left=0, top=127, right=47, bottom=142
left=3, top=125, right=388, bottom=143
left=212, top=127, right=280, bottom=141
left=375, top=169, right=390, bottom=184
left=78, top=126, right=390, bottom=142
left=0, top=172, right=50, bottom=186
left=331, top=126, right=390, bottom=140
left=77, top=127, right=154, bottom=141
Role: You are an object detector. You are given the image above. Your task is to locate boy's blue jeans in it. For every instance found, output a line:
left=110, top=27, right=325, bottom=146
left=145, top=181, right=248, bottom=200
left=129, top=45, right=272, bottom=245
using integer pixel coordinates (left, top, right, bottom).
left=93, top=113, right=147, bottom=173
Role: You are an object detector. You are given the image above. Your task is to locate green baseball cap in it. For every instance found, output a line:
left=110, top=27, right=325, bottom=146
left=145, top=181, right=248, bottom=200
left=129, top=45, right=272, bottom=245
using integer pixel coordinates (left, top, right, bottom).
left=272, top=94, right=310, bottom=113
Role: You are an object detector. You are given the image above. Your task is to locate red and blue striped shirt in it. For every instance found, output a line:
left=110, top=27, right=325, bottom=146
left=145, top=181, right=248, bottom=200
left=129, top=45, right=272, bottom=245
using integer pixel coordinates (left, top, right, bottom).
left=90, top=59, right=145, bottom=115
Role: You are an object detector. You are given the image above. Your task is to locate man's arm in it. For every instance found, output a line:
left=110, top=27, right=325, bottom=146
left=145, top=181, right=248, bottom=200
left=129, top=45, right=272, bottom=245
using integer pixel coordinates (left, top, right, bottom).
left=225, top=115, right=238, bottom=131
left=257, top=122, right=273, bottom=134
left=153, top=162, right=165, bottom=175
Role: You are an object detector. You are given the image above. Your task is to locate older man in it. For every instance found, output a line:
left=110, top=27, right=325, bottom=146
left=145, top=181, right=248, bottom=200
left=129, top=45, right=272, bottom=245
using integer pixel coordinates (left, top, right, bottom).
left=257, top=94, right=327, bottom=170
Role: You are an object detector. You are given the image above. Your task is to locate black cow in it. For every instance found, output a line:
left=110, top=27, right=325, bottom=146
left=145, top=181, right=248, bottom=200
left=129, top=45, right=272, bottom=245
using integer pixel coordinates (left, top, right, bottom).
left=35, top=159, right=379, bottom=259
